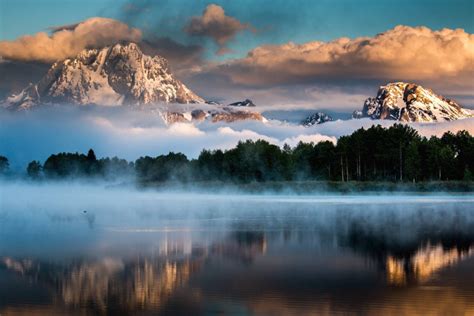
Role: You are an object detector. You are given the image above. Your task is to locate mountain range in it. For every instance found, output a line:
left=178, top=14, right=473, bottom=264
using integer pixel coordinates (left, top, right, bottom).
left=1, top=42, right=472, bottom=125
left=1, top=43, right=266, bottom=124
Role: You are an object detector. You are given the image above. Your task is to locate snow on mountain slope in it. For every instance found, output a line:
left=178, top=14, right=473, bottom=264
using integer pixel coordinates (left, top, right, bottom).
left=0, top=43, right=268, bottom=125
left=3, top=84, right=40, bottom=110
left=301, top=112, right=333, bottom=127
left=2, top=43, right=203, bottom=109
left=354, top=82, right=472, bottom=122
left=151, top=103, right=265, bottom=125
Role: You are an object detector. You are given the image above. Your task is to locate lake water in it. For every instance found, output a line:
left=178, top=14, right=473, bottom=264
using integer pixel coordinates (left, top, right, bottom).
left=1, top=184, right=474, bottom=315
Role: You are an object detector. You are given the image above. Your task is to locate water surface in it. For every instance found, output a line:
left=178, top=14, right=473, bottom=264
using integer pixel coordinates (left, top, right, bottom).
left=1, top=184, right=473, bottom=315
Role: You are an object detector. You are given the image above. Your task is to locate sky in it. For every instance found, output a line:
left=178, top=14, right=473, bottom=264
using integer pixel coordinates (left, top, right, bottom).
left=1, top=0, right=473, bottom=52
left=0, top=0, right=473, bottom=109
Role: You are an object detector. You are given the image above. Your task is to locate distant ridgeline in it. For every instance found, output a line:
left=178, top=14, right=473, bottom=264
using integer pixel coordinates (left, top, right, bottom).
left=1, top=125, right=473, bottom=183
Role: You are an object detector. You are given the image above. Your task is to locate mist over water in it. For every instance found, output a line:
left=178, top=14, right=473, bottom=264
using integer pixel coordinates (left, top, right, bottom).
left=1, top=182, right=473, bottom=315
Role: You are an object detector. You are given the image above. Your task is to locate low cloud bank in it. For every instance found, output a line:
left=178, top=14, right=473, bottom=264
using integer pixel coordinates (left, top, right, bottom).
left=1, top=106, right=473, bottom=170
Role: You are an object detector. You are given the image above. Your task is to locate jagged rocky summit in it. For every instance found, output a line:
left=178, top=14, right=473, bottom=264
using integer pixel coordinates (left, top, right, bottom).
left=160, top=106, right=264, bottom=124
left=301, top=112, right=333, bottom=127
left=3, top=43, right=203, bottom=109
left=1, top=43, right=265, bottom=124
left=353, top=82, right=472, bottom=122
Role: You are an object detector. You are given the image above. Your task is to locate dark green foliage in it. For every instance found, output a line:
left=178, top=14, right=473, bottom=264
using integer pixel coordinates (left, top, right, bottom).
left=131, top=126, right=472, bottom=183
left=327, top=125, right=473, bottom=182
left=220, top=140, right=292, bottom=182
left=0, top=156, right=9, bottom=174
left=27, top=161, right=42, bottom=179
left=42, top=150, right=133, bottom=179
left=27, top=126, right=474, bottom=183
left=43, top=152, right=89, bottom=178
left=135, top=152, right=189, bottom=183
left=99, top=156, right=134, bottom=180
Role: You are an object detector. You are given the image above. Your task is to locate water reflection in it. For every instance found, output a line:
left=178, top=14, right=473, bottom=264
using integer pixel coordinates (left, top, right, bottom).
left=0, top=232, right=269, bottom=314
left=1, top=194, right=474, bottom=315
left=386, top=244, right=474, bottom=285
left=1, top=256, right=201, bottom=313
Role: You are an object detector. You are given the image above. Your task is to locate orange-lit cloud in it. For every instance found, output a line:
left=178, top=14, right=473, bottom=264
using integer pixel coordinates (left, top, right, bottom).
left=211, top=25, right=474, bottom=87
left=0, top=17, right=142, bottom=63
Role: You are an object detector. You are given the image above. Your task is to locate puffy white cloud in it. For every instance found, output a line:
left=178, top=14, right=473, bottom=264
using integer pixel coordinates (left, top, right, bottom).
left=209, top=26, right=474, bottom=88
left=184, top=4, right=252, bottom=54
left=280, top=134, right=337, bottom=147
left=0, top=17, right=142, bottom=63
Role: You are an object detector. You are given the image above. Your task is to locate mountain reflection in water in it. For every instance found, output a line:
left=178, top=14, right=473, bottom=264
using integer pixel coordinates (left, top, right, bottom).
left=1, top=193, right=474, bottom=315
left=386, top=244, right=474, bottom=286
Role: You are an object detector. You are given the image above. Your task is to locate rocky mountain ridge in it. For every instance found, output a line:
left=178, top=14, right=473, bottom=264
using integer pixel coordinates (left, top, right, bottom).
left=301, top=112, right=333, bottom=127
left=1, top=43, right=265, bottom=124
left=3, top=43, right=204, bottom=109
left=353, top=82, right=472, bottom=122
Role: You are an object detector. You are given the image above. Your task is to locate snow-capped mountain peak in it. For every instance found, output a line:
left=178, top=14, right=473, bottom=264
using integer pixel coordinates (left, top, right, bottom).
left=355, top=82, right=472, bottom=122
left=301, top=112, right=333, bottom=127
left=3, top=42, right=204, bottom=109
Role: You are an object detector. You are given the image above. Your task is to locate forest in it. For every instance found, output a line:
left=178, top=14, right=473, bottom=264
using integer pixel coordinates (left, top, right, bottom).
left=1, top=124, right=473, bottom=183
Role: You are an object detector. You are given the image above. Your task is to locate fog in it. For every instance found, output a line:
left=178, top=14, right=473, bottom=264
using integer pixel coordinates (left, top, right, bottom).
left=1, top=181, right=473, bottom=257
left=1, top=106, right=474, bottom=170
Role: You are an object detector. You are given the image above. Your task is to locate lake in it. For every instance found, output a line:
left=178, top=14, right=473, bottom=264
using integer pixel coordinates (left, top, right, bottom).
left=1, top=183, right=473, bottom=315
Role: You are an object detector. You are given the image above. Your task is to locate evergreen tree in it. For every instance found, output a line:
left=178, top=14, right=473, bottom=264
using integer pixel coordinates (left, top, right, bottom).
left=0, top=156, right=9, bottom=175
left=27, top=161, right=42, bottom=179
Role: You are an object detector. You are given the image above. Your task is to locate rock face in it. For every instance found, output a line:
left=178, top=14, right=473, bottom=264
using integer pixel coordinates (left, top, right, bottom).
left=228, top=99, right=256, bottom=107
left=210, top=108, right=263, bottom=123
left=2, top=43, right=203, bottom=109
left=355, top=82, right=472, bottom=122
left=159, top=106, right=265, bottom=125
left=301, top=112, right=333, bottom=127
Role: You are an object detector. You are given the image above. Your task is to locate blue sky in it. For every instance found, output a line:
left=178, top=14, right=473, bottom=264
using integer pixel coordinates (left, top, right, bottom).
left=1, top=0, right=473, bottom=60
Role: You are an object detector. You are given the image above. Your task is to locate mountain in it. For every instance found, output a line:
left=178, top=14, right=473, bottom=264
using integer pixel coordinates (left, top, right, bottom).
left=1, top=43, right=266, bottom=124
left=301, top=112, right=333, bottom=127
left=2, top=42, right=203, bottom=109
left=159, top=106, right=265, bottom=124
left=353, top=82, right=472, bottom=122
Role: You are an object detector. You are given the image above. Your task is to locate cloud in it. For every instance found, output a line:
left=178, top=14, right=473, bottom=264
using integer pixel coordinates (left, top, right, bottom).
left=280, top=134, right=337, bottom=147
left=0, top=16, right=203, bottom=90
left=139, top=37, right=204, bottom=72
left=48, top=22, right=81, bottom=33
left=184, top=71, right=377, bottom=111
left=208, top=25, right=474, bottom=89
left=0, top=17, right=142, bottom=63
left=184, top=4, right=252, bottom=54
left=0, top=61, right=50, bottom=99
